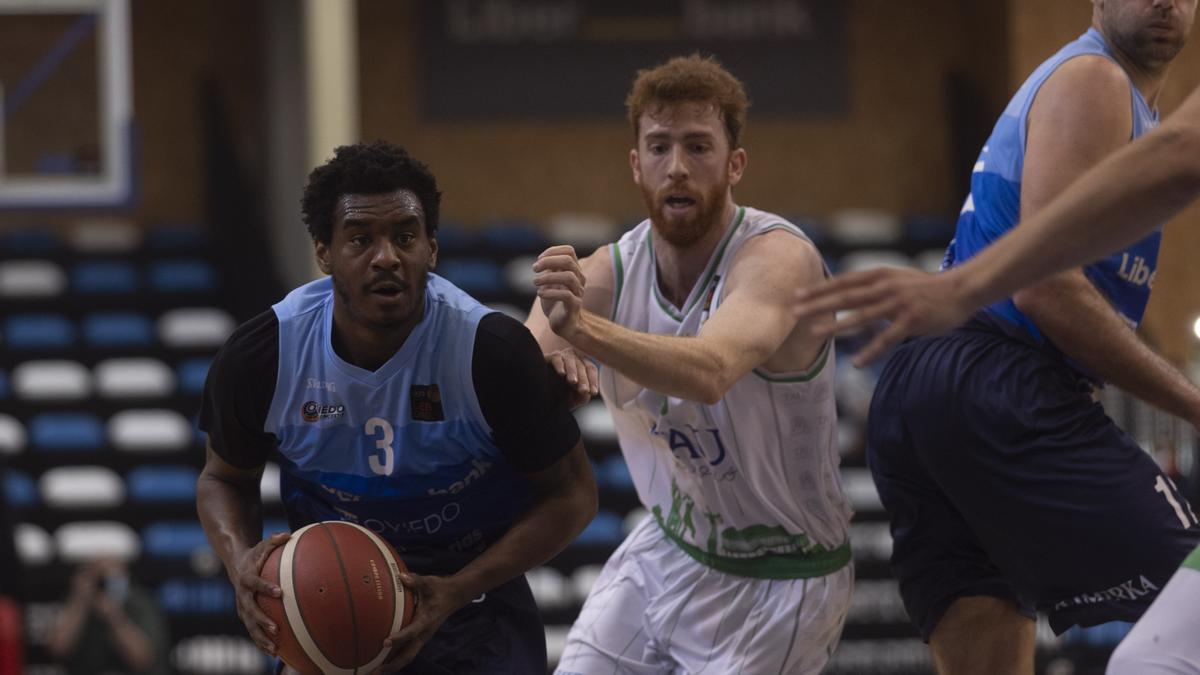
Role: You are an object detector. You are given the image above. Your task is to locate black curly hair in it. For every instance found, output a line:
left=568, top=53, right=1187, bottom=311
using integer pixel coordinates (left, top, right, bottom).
left=301, top=141, right=442, bottom=244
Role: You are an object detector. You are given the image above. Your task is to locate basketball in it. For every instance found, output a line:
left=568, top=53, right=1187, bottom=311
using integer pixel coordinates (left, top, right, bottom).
left=257, top=521, right=415, bottom=675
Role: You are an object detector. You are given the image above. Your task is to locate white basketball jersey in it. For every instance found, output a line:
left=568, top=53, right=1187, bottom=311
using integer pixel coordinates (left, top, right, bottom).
left=599, top=206, right=853, bottom=579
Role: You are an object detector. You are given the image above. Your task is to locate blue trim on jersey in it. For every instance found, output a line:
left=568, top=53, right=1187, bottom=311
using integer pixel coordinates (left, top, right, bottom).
left=946, top=28, right=1162, bottom=348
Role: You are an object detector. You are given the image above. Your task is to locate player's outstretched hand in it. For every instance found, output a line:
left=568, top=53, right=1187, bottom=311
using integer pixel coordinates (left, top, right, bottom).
left=532, top=245, right=586, bottom=340
left=376, top=573, right=468, bottom=673
left=230, top=531, right=290, bottom=657
left=547, top=347, right=598, bottom=409
left=794, top=267, right=974, bottom=367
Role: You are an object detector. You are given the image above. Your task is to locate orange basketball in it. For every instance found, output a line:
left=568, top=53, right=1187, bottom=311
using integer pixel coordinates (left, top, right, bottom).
left=257, top=521, right=415, bottom=675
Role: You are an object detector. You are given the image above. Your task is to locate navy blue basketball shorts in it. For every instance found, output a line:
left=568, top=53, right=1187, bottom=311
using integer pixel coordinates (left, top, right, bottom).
left=867, top=319, right=1200, bottom=640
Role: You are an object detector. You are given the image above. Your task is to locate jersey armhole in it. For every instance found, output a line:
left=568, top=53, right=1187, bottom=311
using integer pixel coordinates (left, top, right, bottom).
left=609, top=242, right=625, bottom=321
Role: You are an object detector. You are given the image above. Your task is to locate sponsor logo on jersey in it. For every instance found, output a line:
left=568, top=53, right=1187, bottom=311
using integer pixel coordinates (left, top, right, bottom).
left=301, top=400, right=346, bottom=422
left=1051, top=574, right=1160, bottom=611
left=427, top=457, right=494, bottom=496
left=410, top=384, right=445, bottom=421
left=305, top=378, right=336, bottom=392
left=1117, top=253, right=1156, bottom=288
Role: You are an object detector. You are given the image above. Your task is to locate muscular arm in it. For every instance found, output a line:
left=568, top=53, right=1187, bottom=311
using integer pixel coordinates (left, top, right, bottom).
left=959, top=84, right=1200, bottom=307
left=1012, top=57, right=1200, bottom=424
left=445, top=442, right=596, bottom=603
left=525, top=245, right=615, bottom=353
left=539, top=232, right=828, bottom=404
left=196, top=443, right=266, bottom=581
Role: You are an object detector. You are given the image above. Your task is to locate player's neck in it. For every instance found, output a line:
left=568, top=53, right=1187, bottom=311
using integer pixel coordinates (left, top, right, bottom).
left=329, top=300, right=425, bottom=372
left=652, top=200, right=738, bottom=308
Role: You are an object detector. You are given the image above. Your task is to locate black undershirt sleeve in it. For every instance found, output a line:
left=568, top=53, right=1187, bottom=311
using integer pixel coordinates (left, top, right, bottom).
left=198, top=309, right=280, bottom=469
left=471, top=313, right=582, bottom=474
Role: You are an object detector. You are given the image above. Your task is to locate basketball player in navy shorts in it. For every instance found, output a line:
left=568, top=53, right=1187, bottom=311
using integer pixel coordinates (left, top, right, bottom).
left=797, top=72, right=1200, bottom=672
left=805, top=2, right=1200, bottom=674
left=196, top=142, right=598, bottom=674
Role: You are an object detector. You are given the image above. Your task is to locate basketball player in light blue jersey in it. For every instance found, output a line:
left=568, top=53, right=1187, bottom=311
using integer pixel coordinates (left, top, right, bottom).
left=797, top=74, right=1200, bottom=674
left=822, top=2, right=1200, bottom=674
left=197, top=142, right=598, bottom=674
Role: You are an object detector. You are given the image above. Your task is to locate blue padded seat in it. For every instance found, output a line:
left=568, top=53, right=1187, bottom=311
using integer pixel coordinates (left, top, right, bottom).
left=72, top=261, right=139, bottom=294
left=5, top=314, right=75, bottom=349
left=0, top=230, right=60, bottom=254
left=0, top=370, right=8, bottom=399
left=158, top=578, right=235, bottom=614
left=127, top=465, right=199, bottom=503
left=145, top=228, right=205, bottom=251
left=600, top=455, right=635, bottom=492
left=481, top=221, right=545, bottom=251
left=4, top=471, right=36, bottom=507
left=29, top=412, right=104, bottom=450
left=176, top=358, right=211, bottom=395
left=148, top=260, right=218, bottom=293
left=436, top=259, right=504, bottom=295
left=572, top=510, right=624, bottom=547
left=142, top=521, right=210, bottom=558
left=82, top=312, right=154, bottom=347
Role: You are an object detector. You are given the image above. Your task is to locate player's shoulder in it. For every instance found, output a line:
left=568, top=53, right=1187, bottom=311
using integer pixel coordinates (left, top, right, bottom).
left=1041, top=54, right=1131, bottom=106
left=221, top=308, right=280, bottom=358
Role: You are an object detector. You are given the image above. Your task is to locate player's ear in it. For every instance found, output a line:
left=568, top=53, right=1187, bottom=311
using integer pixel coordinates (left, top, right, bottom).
left=728, top=147, right=747, bottom=187
left=314, top=239, right=333, bottom=275
left=630, top=148, right=642, bottom=185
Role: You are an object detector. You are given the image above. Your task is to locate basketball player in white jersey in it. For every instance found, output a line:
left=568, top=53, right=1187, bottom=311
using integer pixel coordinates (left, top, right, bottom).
left=526, top=54, right=854, bottom=675
left=796, top=82, right=1200, bottom=675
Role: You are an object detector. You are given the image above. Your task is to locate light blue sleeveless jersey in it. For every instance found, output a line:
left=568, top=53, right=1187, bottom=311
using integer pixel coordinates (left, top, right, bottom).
left=265, top=274, right=531, bottom=570
left=946, top=28, right=1161, bottom=344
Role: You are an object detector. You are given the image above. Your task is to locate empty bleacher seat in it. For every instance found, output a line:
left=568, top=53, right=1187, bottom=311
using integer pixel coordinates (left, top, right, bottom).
left=903, top=214, right=956, bottom=245
left=158, top=308, right=235, bottom=348
left=127, top=465, right=199, bottom=503
left=142, top=521, right=211, bottom=559
left=830, top=209, right=902, bottom=247
left=431, top=224, right=477, bottom=255
left=502, top=255, right=537, bottom=294
left=15, top=524, right=53, bottom=566
left=0, top=230, right=60, bottom=254
left=13, top=360, right=92, bottom=401
left=146, top=227, right=205, bottom=251
left=570, top=564, right=605, bottom=603
left=835, top=250, right=916, bottom=274
left=599, top=455, right=635, bottom=492
left=68, top=218, right=141, bottom=253
left=623, top=507, right=649, bottom=535
left=71, top=261, right=140, bottom=294
left=842, top=467, right=884, bottom=512
left=108, top=409, right=192, bottom=452
left=40, top=466, right=125, bottom=509
left=95, top=358, right=175, bottom=398
left=481, top=221, right=546, bottom=251
left=55, top=521, right=141, bottom=562
left=83, top=311, right=154, bottom=347
left=4, top=471, right=36, bottom=507
left=170, top=635, right=268, bottom=674
left=915, top=248, right=947, bottom=273
left=158, top=579, right=235, bottom=615
left=0, top=370, right=8, bottom=399
left=576, top=400, right=616, bottom=443
left=149, top=260, right=218, bottom=293
left=29, top=412, right=104, bottom=451
left=526, top=566, right=570, bottom=611
left=5, top=314, right=75, bottom=349
left=260, top=463, right=280, bottom=504
left=0, top=260, right=67, bottom=297
left=545, top=212, right=620, bottom=251
left=436, top=259, right=505, bottom=295
left=545, top=625, right=571, bottom=667
left=573, top=510, right=623, bottom=548
left=0, top=415, right=26, bottom=455
left=176, top=357, right=212, bottom=395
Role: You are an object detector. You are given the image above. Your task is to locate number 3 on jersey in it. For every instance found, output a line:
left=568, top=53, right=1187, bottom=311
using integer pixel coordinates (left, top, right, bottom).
left=366, top=417, right=395, bottom=476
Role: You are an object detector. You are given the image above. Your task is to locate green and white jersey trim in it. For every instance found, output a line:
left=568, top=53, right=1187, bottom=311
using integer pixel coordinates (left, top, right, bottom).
left=1185, top=544, right=1200, bottom=572
left=600, top=206, right=853, bottom=578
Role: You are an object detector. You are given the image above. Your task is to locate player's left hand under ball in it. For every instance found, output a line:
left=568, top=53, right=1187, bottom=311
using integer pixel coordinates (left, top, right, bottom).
left=374, top=572, right=470, bottom=673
